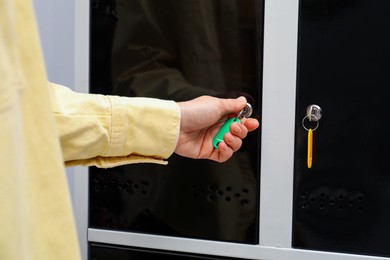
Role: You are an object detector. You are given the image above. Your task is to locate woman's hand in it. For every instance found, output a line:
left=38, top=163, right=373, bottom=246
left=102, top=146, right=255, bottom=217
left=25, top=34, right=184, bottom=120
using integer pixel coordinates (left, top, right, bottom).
left=175, top=96, right=259, bottom=162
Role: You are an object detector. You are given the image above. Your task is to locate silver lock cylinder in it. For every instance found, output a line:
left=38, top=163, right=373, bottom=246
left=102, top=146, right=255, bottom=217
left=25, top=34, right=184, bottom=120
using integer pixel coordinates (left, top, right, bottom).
left=306, top=104, right=322, bottom=122
left=237, top=103, right=253, bottom=119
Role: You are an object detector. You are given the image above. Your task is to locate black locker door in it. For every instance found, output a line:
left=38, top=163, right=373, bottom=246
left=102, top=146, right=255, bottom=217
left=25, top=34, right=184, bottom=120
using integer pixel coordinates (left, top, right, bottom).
left=293, top=0, right=390, bottom=257
left=89, top=0, right=263, bottom=245
left=89, top=243, right=251, bottom=260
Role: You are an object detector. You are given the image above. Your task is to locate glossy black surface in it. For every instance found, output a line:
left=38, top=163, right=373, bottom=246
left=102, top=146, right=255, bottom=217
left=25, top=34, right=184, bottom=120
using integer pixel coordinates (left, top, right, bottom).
left=293, top=0, right=390, bottom=257
left=90, top=243, right=250, bottom=260
left=89, top=0, right=263, bottom=244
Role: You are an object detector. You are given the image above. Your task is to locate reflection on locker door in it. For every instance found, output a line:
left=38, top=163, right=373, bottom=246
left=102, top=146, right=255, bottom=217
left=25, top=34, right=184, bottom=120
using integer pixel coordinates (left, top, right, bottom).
left=89, top=0, right=263, bottom=244
left=293, top=0, right=390, bottom=257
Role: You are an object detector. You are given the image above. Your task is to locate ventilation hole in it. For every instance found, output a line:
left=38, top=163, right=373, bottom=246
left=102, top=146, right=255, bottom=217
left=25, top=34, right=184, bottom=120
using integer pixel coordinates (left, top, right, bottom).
left=301, top=192, right=308, bottom=198
left=320, top=193, right=326, bottom=198
left=225, top=197, right=231, bottom=202
left=208, top=195, right=216, bottom=201
left=348, top=200, right=354, bottom=206
left=217, top=190, right=224, bottom=196
left=142, top=180, right=149, bottom=186
left=141, top=190, right=147, bottom=195
left=134, top=184, right=139, bottom=189
left=329, top=199, right=335, bottom=205
left=226, top=186, right=232, bottom=192
left=234, top=193, right=241, bottom=198
left=358, top=207, right=364, bottom=213
left=310, top=198, right=317, bottom=203
left=125, top=180, right=132, bottom=186
left=319, top=204, right=325, bottom=210
left=338, top=195, right=345, bottom=200
left=357, top=196, right=364, bottom=202
left=242, top=188, right=249, bottom=193
left=338, top=205, right=344, bottom=211
left=94, top=185, right=101, bottom=192
left=301, top=202, right=308, bottom=209
left=126, top=188, right=133, bottom=194
left=241, top=199, right=248, bottom=205
left=208, top=185, right=217, bottom=191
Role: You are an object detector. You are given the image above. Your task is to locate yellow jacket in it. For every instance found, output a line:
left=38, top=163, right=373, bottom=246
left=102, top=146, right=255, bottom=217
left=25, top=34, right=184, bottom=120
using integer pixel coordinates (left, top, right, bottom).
left=0, top=0, right=180, bottom=259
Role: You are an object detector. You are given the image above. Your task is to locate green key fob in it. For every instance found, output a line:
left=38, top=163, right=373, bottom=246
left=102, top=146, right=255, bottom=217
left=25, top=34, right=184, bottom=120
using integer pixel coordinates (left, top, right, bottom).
left=212, top=118, right=241, bottom=149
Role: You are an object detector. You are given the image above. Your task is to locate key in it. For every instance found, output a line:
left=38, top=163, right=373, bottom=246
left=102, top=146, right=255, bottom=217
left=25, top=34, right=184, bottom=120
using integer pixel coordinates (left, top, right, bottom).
left=212, top=103, right=253, bottom=149
left=302, top=104, right=322, bottom=169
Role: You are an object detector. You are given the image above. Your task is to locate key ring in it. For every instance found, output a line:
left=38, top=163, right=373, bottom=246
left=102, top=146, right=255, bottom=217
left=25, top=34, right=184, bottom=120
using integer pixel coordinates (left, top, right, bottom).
left=302, top=115, right=319, bottom=131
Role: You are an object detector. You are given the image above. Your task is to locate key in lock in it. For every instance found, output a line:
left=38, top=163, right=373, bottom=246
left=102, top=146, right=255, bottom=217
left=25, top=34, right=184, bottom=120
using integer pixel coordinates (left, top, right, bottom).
left=212, top=103, right=253, bottom=149
left=306, top=104, right=322, bottom=122
left=303, top=104, right=322, bottom=168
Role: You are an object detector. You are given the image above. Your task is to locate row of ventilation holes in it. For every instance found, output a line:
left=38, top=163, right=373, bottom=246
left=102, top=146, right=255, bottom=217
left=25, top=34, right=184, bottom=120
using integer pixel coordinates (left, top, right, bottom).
left=93, top=178, right=149, bottom=195
left=94, top=179, right=251, bottom=205
left=300, top=191, right=364, bottom=213
left=192, top=184, right=250, bottom=205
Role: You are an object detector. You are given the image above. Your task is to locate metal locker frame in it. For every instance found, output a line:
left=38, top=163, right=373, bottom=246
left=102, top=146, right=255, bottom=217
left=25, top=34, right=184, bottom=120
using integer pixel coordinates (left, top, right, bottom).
left=72, top=0, right=390, bottom=259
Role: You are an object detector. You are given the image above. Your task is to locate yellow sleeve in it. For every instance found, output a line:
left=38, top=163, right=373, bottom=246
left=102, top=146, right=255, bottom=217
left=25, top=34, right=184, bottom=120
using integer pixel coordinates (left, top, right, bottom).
left=49, top=82, right=180, bottom=168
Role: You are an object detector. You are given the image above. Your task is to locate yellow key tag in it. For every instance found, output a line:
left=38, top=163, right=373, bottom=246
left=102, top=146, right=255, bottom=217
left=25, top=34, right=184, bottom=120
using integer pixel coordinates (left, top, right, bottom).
left=307, top=128, right=313, bottom=168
